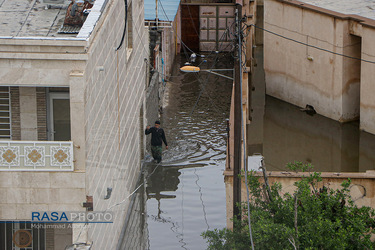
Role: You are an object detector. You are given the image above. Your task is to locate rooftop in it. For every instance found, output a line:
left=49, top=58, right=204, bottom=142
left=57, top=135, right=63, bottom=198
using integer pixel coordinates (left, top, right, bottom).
left=0, top=0, right=72, bottom=38
left=0, top=0, right=107, bottom=39
left=300, top=0, right=375, bottom=20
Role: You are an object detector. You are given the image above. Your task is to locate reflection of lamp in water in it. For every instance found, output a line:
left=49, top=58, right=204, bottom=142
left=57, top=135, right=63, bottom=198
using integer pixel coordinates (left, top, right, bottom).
left=180, top=66, right=234, bottom=80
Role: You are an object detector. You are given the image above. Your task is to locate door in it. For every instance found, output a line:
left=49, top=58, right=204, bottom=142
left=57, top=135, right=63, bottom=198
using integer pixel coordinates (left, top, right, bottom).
left=181, top=5, right=200, bottom=52
left=48, top=92, right=71, bottom=141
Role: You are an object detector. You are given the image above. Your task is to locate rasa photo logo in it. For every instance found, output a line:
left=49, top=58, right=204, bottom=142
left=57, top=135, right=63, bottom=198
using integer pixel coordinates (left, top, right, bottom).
left=31, top=211, right=113, bottom=223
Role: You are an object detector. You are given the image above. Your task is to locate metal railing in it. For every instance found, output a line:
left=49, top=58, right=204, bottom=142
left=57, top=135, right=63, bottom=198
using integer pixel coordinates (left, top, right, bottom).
left=144, top=20, right=173, bottom=28
left=0, top=141, right=73, bottom=171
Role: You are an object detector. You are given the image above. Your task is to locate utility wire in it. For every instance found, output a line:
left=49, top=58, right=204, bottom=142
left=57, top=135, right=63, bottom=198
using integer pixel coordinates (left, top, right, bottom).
left=158, top=0, right=235, bottom=59
left=115, top=0, right=128, bottom=51
left=249, top=24, right=375, bottom=64
left=105, top=161, right=163, bottom=212
left=189, top=26, right=235, bottom=116
left=157, top=0, right=193, bottom=60
left=74, top=161, right=163, bottom=244
left=235, top=10, right=255, bottom=249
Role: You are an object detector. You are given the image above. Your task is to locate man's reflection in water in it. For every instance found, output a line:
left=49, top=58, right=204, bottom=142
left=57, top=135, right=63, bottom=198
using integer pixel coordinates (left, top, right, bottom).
left=145, top=164, right=180, bottom=219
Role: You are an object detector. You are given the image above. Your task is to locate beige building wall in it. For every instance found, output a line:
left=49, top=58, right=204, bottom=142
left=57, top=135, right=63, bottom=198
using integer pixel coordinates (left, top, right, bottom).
left=264, top=1, right=361, bottom=122
left=0, top=48, right=87, bottom=222
left=83, top=0, right=148, bottom=248
left=19, top=87, right=38, bottom=141
left=263, top=171, right=375, bottom=209
left=0, top=0, right=148, bottom=248
left=360, top=25, right=375, bottom=134
left=0, top=42, right=88, bottom=223
left=264, top=0, right=375, bottom=134
left=0, top=172, right=86, bottom=220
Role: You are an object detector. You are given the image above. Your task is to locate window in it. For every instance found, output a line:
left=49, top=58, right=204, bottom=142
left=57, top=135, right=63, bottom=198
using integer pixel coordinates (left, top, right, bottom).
left=0, top=222, right=46, bottom=249
left=0, top=87, right=11, bottom=139
left=47, top=91, right=71, bottom=141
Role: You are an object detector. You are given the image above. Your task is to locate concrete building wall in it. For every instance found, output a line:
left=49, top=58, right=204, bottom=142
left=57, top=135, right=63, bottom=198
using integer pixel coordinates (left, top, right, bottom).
left=83, top=0, right=148, bottom=248
left=19, top=87, right=38, bottom=140
left=265, top=1, right=358, bottom=122
left=265, top=1, right=349, bottom=121
left=360, top=25, right=375, bottom=134
left=0, top=0, right=148, bottom=247
left=0, top=55, right=87, bottom=87
left=264, top=0, right=375, bottom=134
left=0, top=172, right=86, bottom=220
left=0, top=68, right=86, bottom=223
left=264, top=171, right=375, bottom=209
left=162, top=27, right=176, bottom=78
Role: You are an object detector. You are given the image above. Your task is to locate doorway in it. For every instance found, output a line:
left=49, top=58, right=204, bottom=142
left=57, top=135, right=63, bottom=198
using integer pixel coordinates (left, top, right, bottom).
left=181, top=4, right=200, bottom=52
left=47, top=92, right=71, bottom=141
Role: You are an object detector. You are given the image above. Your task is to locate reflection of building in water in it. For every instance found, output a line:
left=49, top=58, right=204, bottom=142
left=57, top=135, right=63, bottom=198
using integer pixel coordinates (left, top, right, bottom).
left=146, top=165, right=181, bottom=219
left=248, top=46, right=375, bottom=173
left=249, top=96, right=375, bottom=173
left=118, top=164, right=180, bottom=249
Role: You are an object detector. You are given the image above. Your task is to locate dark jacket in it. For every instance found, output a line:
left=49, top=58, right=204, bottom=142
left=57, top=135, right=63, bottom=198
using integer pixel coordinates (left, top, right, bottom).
left=145, top=127, right=168, bottom=146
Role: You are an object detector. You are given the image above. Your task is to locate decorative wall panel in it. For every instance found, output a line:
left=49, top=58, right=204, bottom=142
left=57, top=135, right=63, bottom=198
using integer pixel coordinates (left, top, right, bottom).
left=0, top=141, right=73, bottom=171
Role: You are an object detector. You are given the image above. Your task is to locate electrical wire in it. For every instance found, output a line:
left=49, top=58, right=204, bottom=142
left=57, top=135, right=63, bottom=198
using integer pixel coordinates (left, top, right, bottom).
left=188, top=25, right=235, bottom=116
left=249, top=24, right=375, bottom=64
left=158, top=0, right=235, bottom=60
left=115, top=0, right=128, bottom=51
left=235, top=9, right=255, bottom=250
left=157, top=0, right=193, bottom=60
left=74, top=161, right=163, bottom=244
left=105, top=161, right=163, bottom=212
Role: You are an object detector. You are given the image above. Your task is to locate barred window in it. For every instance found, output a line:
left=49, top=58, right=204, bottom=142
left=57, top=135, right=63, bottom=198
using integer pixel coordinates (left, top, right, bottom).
left=0, top=86, right=11, bottom=139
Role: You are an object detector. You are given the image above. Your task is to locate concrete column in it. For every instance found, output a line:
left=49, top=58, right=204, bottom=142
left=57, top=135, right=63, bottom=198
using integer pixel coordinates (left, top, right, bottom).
left=69, top=70, right=86, bottom=172
left=19, top=87, right=38, bottom=140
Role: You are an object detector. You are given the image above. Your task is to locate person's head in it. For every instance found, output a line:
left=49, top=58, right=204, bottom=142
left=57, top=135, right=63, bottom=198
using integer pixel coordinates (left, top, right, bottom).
left=155, top=120, right=160, bottom=128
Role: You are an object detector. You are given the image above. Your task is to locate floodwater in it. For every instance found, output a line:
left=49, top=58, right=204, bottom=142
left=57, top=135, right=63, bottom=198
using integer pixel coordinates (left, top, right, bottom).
left=248, top=46, right=375, bottom=173
left=120, top=46, right=375, bottom=250
left=119, top=53, right=233, bottom=249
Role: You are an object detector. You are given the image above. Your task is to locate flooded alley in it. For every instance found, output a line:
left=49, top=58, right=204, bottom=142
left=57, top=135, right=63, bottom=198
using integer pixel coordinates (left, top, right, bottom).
left=119, top=53, right=234, bottom=249
left=119, top=46, right=375, bottom=250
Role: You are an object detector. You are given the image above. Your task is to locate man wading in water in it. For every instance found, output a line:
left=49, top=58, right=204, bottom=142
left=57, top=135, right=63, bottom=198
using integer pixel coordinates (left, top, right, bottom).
left=145, top=120, right=168, bottom=163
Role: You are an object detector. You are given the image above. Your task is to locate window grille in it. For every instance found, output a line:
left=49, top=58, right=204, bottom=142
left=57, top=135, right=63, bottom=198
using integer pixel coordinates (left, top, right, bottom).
left=0, top=222, right=46, bottom=249
left=0, top=87, right=11, bottom=139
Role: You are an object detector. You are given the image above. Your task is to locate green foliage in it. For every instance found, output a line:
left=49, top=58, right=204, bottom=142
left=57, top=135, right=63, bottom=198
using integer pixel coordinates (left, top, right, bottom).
left=202, top=162, right=375, bottom=249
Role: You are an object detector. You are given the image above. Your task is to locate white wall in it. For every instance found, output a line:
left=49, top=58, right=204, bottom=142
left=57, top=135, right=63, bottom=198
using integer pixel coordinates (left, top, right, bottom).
left=83, top=0, right=149, bottom=248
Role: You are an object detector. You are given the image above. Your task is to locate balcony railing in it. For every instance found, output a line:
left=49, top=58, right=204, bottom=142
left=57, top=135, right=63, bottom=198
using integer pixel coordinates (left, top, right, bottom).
left=0, top=141, right=73, bottom=171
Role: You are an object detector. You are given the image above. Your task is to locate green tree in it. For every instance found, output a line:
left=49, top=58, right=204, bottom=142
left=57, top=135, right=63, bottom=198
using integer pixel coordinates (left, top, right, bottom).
left=202, top=162, right=375, bottom=249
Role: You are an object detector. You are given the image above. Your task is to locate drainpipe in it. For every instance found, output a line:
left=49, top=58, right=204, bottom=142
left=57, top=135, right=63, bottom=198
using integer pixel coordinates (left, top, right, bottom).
left=233, top=4, right=242, bottom=224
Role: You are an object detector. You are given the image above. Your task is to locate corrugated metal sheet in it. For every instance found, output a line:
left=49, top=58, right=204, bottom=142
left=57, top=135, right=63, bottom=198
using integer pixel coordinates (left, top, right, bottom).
left=144, top=0, right=180, bottom=21
left=58, top=25, right=82, bottom=34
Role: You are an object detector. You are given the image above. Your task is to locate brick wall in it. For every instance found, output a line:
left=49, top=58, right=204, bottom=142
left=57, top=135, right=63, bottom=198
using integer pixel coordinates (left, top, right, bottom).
left=145, top=72, right=162, bottom=154
left=10, top=87, right=20, bottom=140
left=83, top=0, right=149, bottom=248
left=10, top=87, right=48, bottom=141
left=36, top=87, right=47, bottom=141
